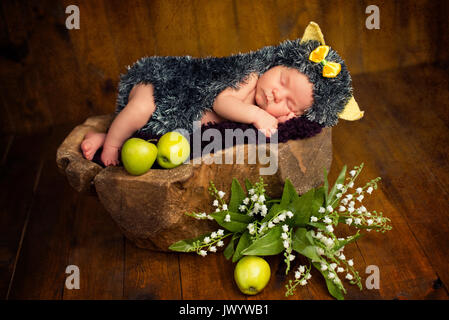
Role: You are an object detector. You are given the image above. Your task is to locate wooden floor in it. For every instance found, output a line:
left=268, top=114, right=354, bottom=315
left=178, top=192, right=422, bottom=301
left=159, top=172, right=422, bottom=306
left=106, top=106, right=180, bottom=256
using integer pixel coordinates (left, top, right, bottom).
left=1, top=63, right=449, bottom=300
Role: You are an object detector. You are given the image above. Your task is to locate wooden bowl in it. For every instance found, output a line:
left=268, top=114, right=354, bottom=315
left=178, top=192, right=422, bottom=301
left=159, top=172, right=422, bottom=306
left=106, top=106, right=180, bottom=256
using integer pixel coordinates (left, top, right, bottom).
left=57, top=114, right=332, bottom=251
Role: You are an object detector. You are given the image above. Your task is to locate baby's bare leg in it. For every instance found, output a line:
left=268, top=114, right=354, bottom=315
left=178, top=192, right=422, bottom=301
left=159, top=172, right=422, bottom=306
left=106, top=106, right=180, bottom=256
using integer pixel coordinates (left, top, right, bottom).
left=101, top=83, right=157, bottom=166
left=80, top=83, right=156, bottom=165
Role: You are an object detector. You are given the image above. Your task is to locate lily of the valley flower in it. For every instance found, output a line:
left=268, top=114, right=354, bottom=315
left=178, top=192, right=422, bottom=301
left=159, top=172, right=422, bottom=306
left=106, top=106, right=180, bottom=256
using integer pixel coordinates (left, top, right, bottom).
left=323, top=216, right=332, bottom=224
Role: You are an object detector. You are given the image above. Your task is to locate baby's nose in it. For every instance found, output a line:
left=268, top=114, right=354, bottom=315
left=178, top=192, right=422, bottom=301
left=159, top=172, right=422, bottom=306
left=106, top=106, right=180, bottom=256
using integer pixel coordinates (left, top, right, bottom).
left=273, top=88, right=286, bottom=103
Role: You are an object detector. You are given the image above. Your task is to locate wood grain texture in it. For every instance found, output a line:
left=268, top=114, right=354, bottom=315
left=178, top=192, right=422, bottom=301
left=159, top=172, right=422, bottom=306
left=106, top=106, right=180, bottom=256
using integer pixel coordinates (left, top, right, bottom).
left=0, top=0, right=448, bottom=300
left=61, top=194, right=125, bottom=300
left=2, top=63, right=449, bottom=299
left=0, top=0, right=448, bottom=134
left=6, top=126, right=79, bottom=299
left=0, top=133, right=46, bottom=298
left=123, top=241, right=181, bottom=300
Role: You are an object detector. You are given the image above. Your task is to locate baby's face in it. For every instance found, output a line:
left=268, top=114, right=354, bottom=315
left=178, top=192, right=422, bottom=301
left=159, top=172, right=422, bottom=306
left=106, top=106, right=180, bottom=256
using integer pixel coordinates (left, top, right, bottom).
left=255, top=66, right=314, bottom=121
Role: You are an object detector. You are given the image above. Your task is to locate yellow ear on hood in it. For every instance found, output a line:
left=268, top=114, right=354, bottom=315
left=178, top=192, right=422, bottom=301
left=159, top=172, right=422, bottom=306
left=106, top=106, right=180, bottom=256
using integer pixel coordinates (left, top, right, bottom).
left=301, top=22, right=365, bottom=122
left=300, top=21, right=326, bottom=45
left=338, top=96, right=364, bottom=121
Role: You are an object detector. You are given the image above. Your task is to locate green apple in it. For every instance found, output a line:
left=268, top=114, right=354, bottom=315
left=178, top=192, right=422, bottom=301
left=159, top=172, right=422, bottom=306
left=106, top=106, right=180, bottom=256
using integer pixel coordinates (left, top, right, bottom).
left=234, top=256, right=271, bottom=295
left=156, top=132, right=190, bottom=169
left=121, top=138, right=158, bottom=175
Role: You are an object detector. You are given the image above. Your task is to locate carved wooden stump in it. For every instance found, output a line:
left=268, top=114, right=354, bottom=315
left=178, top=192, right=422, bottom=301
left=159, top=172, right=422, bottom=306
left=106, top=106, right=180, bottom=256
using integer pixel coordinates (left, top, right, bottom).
left=57, top=115, right=332, bottom=251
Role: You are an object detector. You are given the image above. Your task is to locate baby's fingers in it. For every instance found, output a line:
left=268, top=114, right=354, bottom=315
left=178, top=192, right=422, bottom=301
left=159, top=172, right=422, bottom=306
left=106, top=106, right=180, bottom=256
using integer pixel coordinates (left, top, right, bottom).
left=259, top=128, right=277, bottom=138
left=258, top=128, right=270, bottom=138
left=268, top=128, right=278, bottom=138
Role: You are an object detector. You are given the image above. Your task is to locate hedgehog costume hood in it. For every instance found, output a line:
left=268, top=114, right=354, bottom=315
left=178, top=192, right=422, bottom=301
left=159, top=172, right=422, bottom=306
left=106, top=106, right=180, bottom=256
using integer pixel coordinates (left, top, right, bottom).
left=116, top=22, right=363, bottom=136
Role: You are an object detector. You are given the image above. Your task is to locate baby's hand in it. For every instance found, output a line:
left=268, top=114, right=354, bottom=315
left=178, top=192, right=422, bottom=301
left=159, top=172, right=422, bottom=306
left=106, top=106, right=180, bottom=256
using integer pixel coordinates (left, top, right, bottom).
left=253, top=110, right=278, bottom=138
left=277, top=112, right=296, bottom=123
left=101, top=145, right=120, bottom=166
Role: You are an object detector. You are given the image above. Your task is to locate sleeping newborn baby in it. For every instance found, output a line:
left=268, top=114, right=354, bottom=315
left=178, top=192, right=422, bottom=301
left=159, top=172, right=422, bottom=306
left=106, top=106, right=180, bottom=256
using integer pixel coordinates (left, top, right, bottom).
left=82, top=65, right=315, bottom=166
left=81, top=24, right=357, bottom=166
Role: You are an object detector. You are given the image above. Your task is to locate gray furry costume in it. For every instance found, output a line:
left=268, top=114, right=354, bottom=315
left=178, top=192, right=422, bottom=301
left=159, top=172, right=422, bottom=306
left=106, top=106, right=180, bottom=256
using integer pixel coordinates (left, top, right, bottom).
left=115, top=39, right=352, bottom=136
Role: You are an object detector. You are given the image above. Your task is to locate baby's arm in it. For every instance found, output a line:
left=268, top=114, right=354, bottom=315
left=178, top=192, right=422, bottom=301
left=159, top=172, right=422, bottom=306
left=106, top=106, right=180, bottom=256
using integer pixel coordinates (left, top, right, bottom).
left=102, top=84, right=156, bottom=166
left=213, top=76, right=278, bottom=137
left=213, top=95, right=278, bottom=137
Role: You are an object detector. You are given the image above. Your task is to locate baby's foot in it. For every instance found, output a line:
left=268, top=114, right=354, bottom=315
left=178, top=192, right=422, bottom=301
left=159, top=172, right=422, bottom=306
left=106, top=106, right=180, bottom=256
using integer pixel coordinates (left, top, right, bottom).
left=101, top=145, right=120, bottom=166
left=81, top=131, right=106, bottom=160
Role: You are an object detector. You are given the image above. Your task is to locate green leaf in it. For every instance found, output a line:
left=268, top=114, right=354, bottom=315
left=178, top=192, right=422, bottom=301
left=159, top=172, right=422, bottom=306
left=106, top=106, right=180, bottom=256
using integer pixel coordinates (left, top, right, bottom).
left=291, top=228, right=322, bottom=262
left=261, top=203, right=285, bottom=223
left=280, top=178, right=300, bottom=207
left=288, top=187, right=326, bottom=227
left=241, top=225, right=284, bottom=256
left=311, top=187, right=326, bottom=214
left=333, top=231, right=363, bottom=252
left=244, top=178, right=253, bottom=193
left=328, top=165, right=347, bottom=206
left=312, top=261, right=345, bottom=300
left=228, top=178, right=246, bottom=212
left=307, top=222, right=327, bottom=231
left=224, top=233, right=240, bottom=260
left=232, top=231, right=252, bottom=262
left=169, top=233, right=210, bottom=252
left=211, top=211, right=253, bottom=233
left=290, top=189, right=315, bottom=227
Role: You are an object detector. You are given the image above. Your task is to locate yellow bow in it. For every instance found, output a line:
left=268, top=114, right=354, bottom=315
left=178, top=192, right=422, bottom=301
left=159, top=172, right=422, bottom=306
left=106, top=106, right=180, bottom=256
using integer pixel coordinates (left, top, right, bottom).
left=309, top=45, right=341, bottom=78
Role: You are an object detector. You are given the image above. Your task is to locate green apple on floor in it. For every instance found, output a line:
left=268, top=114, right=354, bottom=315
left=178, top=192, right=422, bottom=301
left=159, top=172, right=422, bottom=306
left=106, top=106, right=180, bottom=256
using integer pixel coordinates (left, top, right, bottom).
left=234, top=256, right=271, bottom=295
left=121, top=138, right=158, bottom=175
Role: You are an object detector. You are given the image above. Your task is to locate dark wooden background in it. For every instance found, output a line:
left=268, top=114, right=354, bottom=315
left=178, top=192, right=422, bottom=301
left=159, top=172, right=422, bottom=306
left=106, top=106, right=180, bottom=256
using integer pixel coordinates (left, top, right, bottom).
left=1, top=0, right=449, bottom=300
left=1, top=0, right=449, bottom=135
